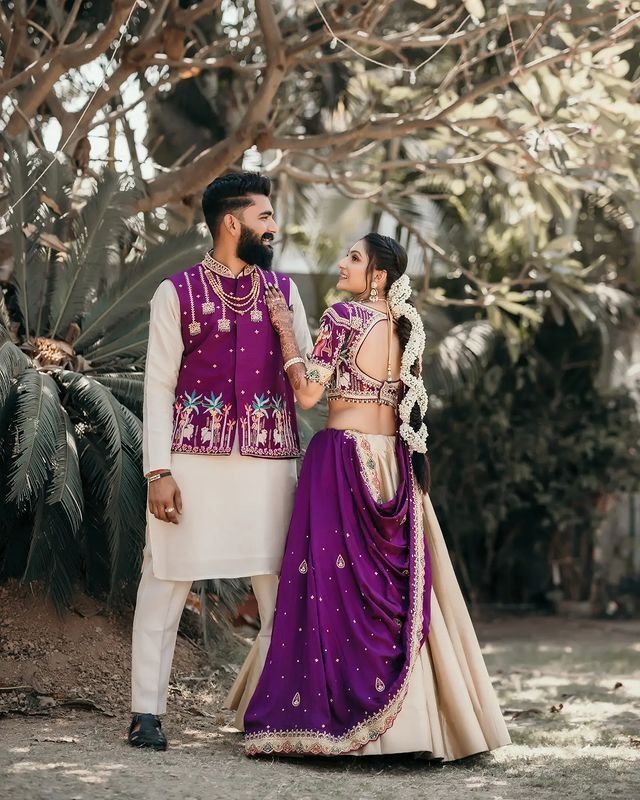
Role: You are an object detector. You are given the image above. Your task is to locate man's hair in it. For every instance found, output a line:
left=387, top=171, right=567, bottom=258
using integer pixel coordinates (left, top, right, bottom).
left=201, top=172, right=271, bottom=238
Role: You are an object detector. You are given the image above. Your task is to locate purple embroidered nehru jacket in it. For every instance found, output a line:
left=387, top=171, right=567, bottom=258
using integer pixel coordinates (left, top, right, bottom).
left=168, top=258, right=301, bottom=459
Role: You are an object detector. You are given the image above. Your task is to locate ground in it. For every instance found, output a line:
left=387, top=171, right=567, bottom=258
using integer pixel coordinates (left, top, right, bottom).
left=0, top=585, right=638, bottom=800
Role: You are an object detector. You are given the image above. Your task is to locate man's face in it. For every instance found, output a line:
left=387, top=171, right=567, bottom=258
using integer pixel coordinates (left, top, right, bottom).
left=232, top=194, right=278, bottom=270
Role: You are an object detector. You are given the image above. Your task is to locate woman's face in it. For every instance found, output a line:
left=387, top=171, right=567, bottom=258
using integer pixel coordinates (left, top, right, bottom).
left=336, top=239, right=372, bottom=297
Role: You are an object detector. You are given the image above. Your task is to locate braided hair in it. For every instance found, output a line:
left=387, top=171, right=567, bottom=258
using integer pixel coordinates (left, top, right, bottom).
left=362, top=233, right=430, bottom=493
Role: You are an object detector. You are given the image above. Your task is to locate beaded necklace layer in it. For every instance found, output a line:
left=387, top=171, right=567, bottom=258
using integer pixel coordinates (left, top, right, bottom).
left=202, top=251, right=263, bottom=332
left=185, top=270, right=201, bottom=336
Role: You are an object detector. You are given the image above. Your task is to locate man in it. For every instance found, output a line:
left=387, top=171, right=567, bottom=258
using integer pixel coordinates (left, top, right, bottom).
left=129, top=172, right=312, bottom=750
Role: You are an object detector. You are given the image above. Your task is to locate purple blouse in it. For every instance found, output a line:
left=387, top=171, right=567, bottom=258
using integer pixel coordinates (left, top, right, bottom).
left=306, top=301, right=401, bottom=408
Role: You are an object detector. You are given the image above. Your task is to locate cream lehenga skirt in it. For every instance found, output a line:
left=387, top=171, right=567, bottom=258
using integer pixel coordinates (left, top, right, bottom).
left=225, top=433, right=511, bottom=760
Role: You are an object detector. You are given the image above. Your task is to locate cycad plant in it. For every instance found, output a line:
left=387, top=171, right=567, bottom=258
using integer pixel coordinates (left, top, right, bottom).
left=0, top=138, right=209, bottom=610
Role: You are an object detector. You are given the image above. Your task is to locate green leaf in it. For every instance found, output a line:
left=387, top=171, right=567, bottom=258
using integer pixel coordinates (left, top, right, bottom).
left=5, top=371, right=64, bottom=508
left=495, top=298, right=544, bottom=324
left=74, top=228, right=208, bottom=351
left=48, top=171, right=136, bottom=338
left=0, top=337, right=30, bottom=407
left=425, top=320, right=499, bottom=398
left=23, top=408, right=84, bottom=612
left=54, top=370, right=145, bottom=592
left=91, top=373, right=144, bottom=418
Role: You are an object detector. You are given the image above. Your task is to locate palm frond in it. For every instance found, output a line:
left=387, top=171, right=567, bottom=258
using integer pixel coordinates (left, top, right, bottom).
left=32, top=148, right=73, bottom=214
left=86, top=329, right=150, bottom=368
left=47, top=407, right=84, bottom=515
left=588, top=284, right=636, bottom=326
left=0, top=338, right=31, bottom=452
left=48, top=171, right=135, bottom=338
left=74, top=435, right=114, bottom=595
left=378, top=194, right=443, bottom=279
left=55, top=370, right=145, bottom=592
left=0, top=334, right=30, bottom=407
left=424, top=320, right=500, bottom=399
left=547, top=280, right=597, bottom=334
left=76, top=425, right=145, bottom=596
left=23, top=408, right=84, bottom=612
left=83, top=312, right=149, bottom=359
left=1, top=139, right=73, bottom=338
left=26, top=243, right=57, bottom=339
left=24, top=150, right=73, bottom=337
left=0, top=291, right=13, bottom=333
left=2, top=136, right=38, bottom=334
left=74, top=228, right=208, bottom=351
left=91, top=372, right=144, bottom=418
left=5, top=371, right=64, bottom=509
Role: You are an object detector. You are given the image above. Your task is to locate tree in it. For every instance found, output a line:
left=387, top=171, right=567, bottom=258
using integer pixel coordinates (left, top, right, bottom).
left=1, top=0, right=639, bottom=225
left=2, top=1, right=640, bottom=612
left=428, top=317, right=640, bottom=607
left=0, top=139, right=207, bottom=610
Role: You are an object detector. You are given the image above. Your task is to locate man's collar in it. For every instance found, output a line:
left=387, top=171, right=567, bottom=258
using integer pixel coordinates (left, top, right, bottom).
left=202, top=250, right=256, bottom=278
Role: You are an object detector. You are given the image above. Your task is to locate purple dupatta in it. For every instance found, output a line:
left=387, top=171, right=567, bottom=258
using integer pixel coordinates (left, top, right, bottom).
left=244, top=428, right=431, bottom=756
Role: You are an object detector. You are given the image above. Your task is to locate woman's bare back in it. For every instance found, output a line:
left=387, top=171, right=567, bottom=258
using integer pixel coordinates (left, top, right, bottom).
left=327, top=302, right=402, bottom=435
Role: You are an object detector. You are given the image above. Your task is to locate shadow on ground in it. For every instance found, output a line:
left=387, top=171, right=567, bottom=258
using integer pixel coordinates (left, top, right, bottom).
left=1, top=616, right=639, bottom=800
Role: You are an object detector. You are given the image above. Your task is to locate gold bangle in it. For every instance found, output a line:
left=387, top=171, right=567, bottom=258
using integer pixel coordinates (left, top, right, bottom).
left=283, top=357, right=305, bottom=371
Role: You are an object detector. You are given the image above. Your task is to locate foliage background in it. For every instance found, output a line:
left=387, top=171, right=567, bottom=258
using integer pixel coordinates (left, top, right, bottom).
left=1, top=0, right=640, bottom=613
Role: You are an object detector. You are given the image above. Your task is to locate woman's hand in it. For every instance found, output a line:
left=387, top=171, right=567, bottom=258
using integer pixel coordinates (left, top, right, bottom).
left=148, top=475, right=182, bottom=525
left=265, top=285, right=293, bottom=336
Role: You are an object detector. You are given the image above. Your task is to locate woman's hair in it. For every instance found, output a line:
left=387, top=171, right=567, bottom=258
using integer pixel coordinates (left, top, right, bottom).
left=361, top=232, right=430, bottom=493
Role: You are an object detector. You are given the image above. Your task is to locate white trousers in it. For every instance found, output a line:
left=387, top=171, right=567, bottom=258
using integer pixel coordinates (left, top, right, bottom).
left=131, top=548, right=278, bottom=714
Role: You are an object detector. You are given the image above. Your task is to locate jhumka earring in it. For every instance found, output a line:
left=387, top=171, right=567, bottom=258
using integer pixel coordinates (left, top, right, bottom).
left=369, top=279, right=379, bottom=302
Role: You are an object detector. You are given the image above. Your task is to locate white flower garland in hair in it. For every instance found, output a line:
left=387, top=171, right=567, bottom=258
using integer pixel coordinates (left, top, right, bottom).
left=387, top=275, right=429, bottom=454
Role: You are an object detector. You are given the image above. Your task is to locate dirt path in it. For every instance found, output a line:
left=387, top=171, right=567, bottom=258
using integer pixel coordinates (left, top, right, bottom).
left=1, top=597, right=639, bottom=800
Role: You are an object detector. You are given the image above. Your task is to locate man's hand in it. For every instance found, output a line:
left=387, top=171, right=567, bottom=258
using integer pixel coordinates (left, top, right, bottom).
left=148, top=475, right=182, bottom=525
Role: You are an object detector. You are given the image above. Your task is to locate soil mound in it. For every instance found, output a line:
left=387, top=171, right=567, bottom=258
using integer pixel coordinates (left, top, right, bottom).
left=0, top=582, right=208, bottom=716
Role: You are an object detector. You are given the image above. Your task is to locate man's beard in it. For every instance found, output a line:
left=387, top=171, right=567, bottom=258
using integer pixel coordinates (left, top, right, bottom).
left=237, top=224, right=274, bottom=270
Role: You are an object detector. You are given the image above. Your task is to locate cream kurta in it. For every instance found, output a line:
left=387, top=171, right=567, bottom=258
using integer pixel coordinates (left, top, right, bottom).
left=143, top=275, right=312, bottom=581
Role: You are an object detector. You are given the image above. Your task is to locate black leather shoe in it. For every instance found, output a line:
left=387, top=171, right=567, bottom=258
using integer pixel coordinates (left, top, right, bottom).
left=128, top=713, right=167, bottom=750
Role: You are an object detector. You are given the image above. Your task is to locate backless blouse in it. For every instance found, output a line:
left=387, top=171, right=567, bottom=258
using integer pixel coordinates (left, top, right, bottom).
left=306, top=301, right=401, bottom=408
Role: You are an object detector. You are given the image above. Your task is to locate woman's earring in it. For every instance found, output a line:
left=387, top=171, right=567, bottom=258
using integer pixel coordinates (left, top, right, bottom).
left=369, top=280, right=379, bottom=302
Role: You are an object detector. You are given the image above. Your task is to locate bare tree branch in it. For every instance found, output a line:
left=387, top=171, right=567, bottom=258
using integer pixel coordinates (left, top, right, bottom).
left=3, top=0, right=637, bottom=222
left=173, top=0, right=221, bottom=27
left=268, top=18, right=640, bottom=156
left=3, top=0, right=133, bottom=136
left=138, top=0, right=288, bottom=210
left=59, top=0, right=84, bottom=45
left=2, top=5, right=28, bottom=78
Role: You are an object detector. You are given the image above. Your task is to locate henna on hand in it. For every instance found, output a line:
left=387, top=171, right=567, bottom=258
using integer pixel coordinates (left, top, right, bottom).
left=265, top=286, right=310, bottom=392
left=265, top=286, right=294, bottom=336
left=278, top=324, right=303, bottom=365
left=286, top=362, right=307, bottom=390
left=266, top=286, right=301, bottom=362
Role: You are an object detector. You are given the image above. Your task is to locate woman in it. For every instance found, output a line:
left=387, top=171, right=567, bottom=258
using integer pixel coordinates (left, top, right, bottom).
left=227, top=233, right=511, bottom=759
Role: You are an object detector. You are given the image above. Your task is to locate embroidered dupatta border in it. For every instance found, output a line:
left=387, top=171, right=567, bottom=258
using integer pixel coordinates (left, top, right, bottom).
left=244, top=459, right=425, bottom=757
